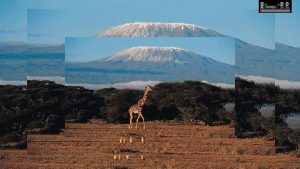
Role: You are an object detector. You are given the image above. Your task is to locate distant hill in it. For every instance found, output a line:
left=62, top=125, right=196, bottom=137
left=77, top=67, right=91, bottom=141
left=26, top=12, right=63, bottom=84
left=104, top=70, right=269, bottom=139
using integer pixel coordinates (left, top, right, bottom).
left=66, top=46, right=236, bottom=85
left=96, top=22, right=300, bottom=82
left=0, top=42, right=65, bottom=80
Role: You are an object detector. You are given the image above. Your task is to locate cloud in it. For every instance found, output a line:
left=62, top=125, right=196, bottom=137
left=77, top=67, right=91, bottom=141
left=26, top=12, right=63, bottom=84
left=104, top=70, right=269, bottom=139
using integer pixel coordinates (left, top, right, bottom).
left=275, top=79, right=300, bottom=89
left=236, top=75, right=300, bottom=89
left=236, top=75, right=275, bottom=84
left=66, top=80, right=161, bottom=90
left=201, top=80, right=235, bottom=89
left=211, top=82, right=235, bottom=89
left=0, top=78, right=27, bottom=86
left=27, top=76, right=65, bottom=85
left=67, top=80, right=235, bottom=90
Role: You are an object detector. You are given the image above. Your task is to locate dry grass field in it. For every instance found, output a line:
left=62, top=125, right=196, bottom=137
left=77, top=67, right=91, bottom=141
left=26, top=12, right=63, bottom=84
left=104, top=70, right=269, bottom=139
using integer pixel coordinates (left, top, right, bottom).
left=0, top=120, right=299, bottom=169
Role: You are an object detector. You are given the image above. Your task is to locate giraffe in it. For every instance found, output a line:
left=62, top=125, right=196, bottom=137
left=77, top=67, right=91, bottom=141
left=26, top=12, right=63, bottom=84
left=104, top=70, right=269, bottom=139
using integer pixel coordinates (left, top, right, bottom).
left=128, top=85, right=152, bottom=129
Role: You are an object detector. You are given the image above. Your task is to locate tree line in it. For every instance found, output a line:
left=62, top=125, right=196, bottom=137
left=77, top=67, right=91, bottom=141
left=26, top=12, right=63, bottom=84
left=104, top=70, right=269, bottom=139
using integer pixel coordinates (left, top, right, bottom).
left=0, top=80, right=234, bottom=148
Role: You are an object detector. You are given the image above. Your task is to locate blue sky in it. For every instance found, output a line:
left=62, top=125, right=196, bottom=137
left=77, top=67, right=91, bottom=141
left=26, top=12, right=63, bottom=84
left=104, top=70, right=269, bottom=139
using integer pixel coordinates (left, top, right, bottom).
left=28, top=0, right=275, bottom=48
left=0, top=0, right=27, bottom=41
left=65, top=37, right=235, bottom=65
left=276, top=0, right=300, bottom=47
left=0, top=0, right=56, bottom=41
left=2, top=0, right=299, bottom=48
left=0, top=0, right=99, bottom=42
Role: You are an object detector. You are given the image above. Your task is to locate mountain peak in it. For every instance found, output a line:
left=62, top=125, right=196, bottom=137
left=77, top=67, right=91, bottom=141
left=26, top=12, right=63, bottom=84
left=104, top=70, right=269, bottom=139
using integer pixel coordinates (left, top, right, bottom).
left=97, top=22, right=223, bottom=37
left=105, top=46, right=196, bottom=63
left=119, top=46, right=187, bottom=52
left=68, top=45, right=235, bottom=85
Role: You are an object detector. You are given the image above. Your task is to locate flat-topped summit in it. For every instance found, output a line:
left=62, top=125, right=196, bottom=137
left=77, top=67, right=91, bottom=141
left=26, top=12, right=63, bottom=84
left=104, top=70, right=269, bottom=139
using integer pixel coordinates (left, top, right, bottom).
left=67, top=45, right=236, bottom=85
left=105, top=46, right=195, bottom=63
left=97, top=22, right=223, bottom=37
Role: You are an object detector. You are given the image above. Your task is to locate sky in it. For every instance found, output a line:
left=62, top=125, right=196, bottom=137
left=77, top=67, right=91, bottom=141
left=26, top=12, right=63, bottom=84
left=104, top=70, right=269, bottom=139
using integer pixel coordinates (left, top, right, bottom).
left=1, top=0, right=276, bottom=49
left=276, top=0, right=300, bottom=48
left=0, top=0, right=59, bottom=42
left=0, top=0, right=104, bottom=42
left=0, top=0, right=27, bottom=41
left=0, top=0, right=300, bottom=48
left=65, top=37, right=235, bottom=65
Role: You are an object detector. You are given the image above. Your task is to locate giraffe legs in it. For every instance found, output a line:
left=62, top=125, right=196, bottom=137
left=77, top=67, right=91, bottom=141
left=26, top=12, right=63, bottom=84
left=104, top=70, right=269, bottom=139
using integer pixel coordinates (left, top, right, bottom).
left=129, top=113, right=133, bottom=129
left=140, top=114, right=145, bottom=129
left=129, top=110, right=146, bottom=130
left=135, top=113, right=145, bottom=129
left=135, top=114, right=140, bottom=129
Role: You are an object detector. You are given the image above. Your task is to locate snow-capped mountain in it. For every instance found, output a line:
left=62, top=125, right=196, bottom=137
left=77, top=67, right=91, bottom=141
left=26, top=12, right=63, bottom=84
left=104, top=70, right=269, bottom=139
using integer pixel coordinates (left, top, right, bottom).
left=105, top=46, right=199, bottom=63
left=97, top=22, right=223, bottom=37
left=66, top=46, right=236, bottom=84
left=96, top=21, right=300, bottom=81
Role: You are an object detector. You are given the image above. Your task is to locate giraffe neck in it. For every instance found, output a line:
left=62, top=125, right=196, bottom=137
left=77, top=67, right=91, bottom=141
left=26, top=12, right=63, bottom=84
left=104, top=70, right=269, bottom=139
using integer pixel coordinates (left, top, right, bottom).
left=137, top=90, right=149, bottom=107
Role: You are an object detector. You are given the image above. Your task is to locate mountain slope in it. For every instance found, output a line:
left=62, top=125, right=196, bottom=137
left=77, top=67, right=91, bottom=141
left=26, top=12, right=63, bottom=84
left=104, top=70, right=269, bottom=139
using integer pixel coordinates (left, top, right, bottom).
left=97, top=22, right=224, bottom=37
left=236, top=40, right=300, bottom=81
left=66, top=46, right=236, bottom=85
left=274, top=43, right=300, bottom=81
left=96, top=22, right=300, bottom=82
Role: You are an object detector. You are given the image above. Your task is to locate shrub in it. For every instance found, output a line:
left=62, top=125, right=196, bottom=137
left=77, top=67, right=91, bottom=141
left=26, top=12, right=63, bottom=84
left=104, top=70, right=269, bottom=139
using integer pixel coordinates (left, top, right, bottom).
left=27, top=120, right=43, bottom=129
left=0, top=132, right=21, bottom=143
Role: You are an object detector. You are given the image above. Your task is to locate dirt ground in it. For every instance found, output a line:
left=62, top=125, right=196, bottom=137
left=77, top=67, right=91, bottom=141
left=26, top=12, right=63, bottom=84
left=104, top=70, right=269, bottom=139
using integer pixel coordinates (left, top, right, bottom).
left=0, top=121, right=299, bottom=169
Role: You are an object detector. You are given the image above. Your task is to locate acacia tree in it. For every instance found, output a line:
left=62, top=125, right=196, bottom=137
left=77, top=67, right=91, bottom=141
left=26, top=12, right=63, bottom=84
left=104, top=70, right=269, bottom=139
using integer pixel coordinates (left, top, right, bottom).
left=275, top=88, right=300, bottom=152
left=235, top=77, right=278, bottom=137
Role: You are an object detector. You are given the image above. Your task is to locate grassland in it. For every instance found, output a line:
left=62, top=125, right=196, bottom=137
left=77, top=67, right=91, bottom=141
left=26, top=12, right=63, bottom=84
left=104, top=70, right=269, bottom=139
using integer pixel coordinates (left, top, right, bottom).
left=0, top=120, right=299, bottom=169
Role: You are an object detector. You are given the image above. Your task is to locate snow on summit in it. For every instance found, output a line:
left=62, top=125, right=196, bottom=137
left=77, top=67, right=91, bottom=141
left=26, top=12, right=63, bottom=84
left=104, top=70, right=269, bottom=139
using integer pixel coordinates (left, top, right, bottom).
left=104, top=46, right=200, bottom=64
left=67, top=46, right=236, bottom=85
left=97, top=22, right=223, bottom=37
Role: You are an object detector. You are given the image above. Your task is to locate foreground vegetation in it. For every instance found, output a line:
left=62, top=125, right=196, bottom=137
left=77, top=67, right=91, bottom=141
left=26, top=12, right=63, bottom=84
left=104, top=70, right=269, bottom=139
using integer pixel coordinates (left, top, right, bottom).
left=275, top=88, right=300, bottom=152
left=236, top=77, right=300, bottom=152
left=0, top=80, right=234, bottom=148
left=1, top=79, right=298, bottom=153
left=235, top=77, right=277, bottom=138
